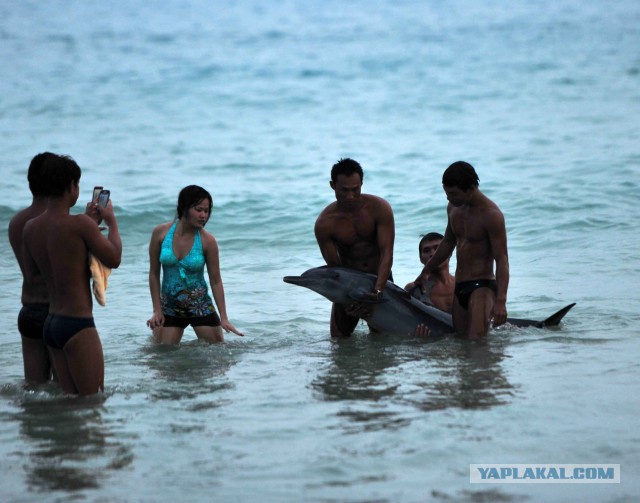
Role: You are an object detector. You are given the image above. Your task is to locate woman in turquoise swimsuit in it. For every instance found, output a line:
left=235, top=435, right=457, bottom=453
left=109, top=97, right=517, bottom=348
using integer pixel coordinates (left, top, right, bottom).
left=146, top=185, right=244, bottom=344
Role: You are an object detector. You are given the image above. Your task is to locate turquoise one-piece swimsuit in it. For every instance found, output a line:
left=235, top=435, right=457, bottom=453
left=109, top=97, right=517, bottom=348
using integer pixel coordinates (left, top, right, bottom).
left=160, top=221, right=215, bottom=317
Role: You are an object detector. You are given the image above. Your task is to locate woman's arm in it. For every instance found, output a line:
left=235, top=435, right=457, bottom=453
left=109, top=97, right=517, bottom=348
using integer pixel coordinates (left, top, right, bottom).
left=203, top=232, right=243, bottom=336
left=146, top=224, right=167, bottom=329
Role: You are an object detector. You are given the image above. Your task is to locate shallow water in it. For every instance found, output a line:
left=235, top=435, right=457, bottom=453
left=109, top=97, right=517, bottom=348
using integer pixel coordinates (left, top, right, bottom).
left=1, top=1, right=639, bottom=501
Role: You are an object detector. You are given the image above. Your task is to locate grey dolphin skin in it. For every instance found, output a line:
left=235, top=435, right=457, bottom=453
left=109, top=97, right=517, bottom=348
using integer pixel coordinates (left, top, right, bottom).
left=283, top=266, right=575, bottom=337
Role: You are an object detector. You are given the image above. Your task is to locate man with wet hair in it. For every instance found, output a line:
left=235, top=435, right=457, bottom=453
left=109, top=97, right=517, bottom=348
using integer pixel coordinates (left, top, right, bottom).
left=9, top=152, right=57, bottom=384
left=425, top=161, right=509, bottom=339
left=22, top=154, right=122, bottom=395
left=315, top=158, right=395, bottom=337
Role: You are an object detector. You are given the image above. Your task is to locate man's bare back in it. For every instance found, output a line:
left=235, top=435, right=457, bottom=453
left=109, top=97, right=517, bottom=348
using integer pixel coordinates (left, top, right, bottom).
left=9, top=204, right=49, bottom=305
left=25, top=210, right=117, bottom=317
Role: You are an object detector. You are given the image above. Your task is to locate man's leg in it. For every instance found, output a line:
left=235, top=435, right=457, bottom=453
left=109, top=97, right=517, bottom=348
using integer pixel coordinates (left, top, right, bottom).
left=330, top=304, right=360, bottom=337
left=451, top=296, right=468, bottom=337
left=63, top=328, right=104, bottom=395
left=21, top=336, right=52, bottom=384
left=48, top=346, right=77, bottom=394
left=466, top=288, right=495, bottom=339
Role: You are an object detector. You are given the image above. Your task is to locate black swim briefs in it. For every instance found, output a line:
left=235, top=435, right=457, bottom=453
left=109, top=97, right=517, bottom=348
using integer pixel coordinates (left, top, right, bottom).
left=454, top=279, right=498, bottom=310
left=18, top=303, right=49, bottom=340
left=44, top=314, right=96, bottom=350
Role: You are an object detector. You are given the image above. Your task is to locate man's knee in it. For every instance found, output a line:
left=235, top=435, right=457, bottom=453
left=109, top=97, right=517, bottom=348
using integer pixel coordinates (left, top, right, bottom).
left=331, top=305, right=358, bottom=337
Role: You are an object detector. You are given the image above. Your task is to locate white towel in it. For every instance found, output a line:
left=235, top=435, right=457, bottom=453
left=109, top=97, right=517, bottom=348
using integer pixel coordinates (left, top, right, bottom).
left=89, top=254, right=111, bottom=306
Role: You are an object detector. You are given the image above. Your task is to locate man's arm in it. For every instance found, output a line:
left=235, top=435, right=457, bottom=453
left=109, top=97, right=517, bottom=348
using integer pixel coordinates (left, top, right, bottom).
left=487, top=209, right=509, bottom=326
left=425, top=215, right=455, bottom=273
left=8, top=212, right=25, bottom=271
left=314, top=215, right=341, bottom=266
left=82, top=201, right=122, bottom=269
left=374, top=199, right=394, bottom=291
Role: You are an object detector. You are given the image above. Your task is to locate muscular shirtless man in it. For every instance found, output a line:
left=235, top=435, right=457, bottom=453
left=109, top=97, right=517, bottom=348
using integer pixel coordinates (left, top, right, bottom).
left=425, top=161, right=509, bottom=339
left=314, top=158, right=395, bottom=337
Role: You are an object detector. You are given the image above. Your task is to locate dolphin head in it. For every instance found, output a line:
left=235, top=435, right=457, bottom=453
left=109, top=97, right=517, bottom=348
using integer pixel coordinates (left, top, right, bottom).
left=283, top=266, right=369, bottom=305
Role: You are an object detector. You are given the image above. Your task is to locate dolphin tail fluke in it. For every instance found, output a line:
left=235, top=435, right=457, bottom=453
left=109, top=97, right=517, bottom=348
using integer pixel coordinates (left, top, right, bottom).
left=541, top=303, right=576, bottom=327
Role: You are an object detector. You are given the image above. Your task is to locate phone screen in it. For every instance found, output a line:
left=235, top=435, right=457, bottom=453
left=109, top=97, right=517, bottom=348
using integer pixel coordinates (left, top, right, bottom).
left=93, top=186, right=103, bottom=202
left=98, top=190, right=110, bottom=207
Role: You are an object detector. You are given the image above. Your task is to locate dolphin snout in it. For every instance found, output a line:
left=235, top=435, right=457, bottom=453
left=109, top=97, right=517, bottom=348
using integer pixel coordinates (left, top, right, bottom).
left=283, top=276, right=304, bottom=285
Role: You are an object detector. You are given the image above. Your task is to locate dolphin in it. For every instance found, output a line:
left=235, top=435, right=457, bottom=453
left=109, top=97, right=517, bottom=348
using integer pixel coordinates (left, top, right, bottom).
left=283, top=266, right=575, bottom=336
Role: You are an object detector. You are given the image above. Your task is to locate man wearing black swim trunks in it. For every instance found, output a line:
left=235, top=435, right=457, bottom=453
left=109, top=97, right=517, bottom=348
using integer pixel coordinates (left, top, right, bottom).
left=22, top=155, right=122, bottom=395
left=9, top=153, right=56, bottom=384
left=315, top=158, right=395, bottom=337
left=425, top=161, right=509, bottom=339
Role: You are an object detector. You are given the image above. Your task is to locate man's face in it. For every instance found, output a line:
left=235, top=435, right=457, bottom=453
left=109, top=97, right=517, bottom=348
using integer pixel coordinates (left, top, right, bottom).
left=331, top=173, right=362, bottom=209
left=420, top=239, right=441, bottom=265
left=443, top=184, right=473, bottom=207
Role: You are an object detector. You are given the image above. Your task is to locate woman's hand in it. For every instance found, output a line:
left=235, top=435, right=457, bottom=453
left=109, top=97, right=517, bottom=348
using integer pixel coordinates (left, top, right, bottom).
left=221, top=319, right=244, bottom=337
left=146, top=311, right=165, bottom=330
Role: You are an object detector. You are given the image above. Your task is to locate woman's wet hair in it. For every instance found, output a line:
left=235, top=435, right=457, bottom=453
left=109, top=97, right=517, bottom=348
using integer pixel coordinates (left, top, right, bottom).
left=176, top=185, right=213, bottom=223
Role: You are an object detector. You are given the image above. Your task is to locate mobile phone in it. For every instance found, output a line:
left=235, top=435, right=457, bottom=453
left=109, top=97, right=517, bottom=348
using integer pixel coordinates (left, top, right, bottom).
left=92, top=186, right=103, bottom=202
left=98, top=189, right=110, bottom=207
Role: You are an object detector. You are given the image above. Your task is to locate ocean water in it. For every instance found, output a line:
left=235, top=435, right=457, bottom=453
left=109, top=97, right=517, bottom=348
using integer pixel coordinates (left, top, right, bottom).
left=1, top=1, right=639, bottom=501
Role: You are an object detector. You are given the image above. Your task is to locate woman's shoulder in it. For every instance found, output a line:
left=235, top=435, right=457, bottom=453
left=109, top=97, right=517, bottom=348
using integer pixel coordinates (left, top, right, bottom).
left=152, top=221, right=175, bottom=239
left=199, top=228, right=218, bottom=251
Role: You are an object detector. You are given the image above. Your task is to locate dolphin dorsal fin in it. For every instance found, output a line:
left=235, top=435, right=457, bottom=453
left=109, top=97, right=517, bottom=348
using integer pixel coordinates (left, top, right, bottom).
left=542, top=303, right=576, bottom=327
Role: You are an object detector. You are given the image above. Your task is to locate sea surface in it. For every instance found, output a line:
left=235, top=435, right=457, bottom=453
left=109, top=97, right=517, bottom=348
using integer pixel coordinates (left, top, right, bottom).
left=1, top=1, right=639, bottom=502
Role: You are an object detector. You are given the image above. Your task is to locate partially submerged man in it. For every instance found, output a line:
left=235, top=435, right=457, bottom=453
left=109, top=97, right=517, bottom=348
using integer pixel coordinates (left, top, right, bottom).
left=404, top=232, right=454, bottom=313
left=314, top=158, right=395, bottom=337
left=8, top=152, right=56, bottom=384
left=22, top=155, right=122, bottom=395
left=425, top=161, right=509, bottom=339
